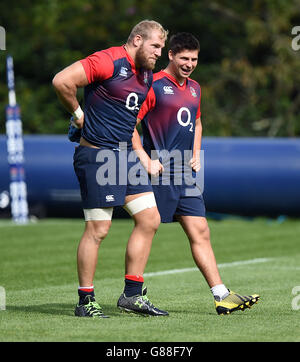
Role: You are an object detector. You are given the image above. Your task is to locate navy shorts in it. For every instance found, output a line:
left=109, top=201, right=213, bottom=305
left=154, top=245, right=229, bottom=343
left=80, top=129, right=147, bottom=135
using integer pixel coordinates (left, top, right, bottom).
left=152, top=183, right=206, bottom=223
left=73, top=146, right=152, bottom=209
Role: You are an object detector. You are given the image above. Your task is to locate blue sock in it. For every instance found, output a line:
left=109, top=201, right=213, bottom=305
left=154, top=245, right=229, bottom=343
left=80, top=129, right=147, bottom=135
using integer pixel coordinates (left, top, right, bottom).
left=78, top=286, right=95, bottom=304
left=124, top=276, right=144, bottom=297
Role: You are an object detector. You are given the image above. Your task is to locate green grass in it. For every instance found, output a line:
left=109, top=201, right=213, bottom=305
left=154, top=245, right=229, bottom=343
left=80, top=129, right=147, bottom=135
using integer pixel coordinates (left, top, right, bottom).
left=0, top=217, right=300, bottom=342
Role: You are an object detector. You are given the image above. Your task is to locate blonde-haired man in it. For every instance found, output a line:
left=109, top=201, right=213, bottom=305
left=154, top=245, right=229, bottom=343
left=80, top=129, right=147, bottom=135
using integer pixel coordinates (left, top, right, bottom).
left=53, top=20, right=168, bottom=318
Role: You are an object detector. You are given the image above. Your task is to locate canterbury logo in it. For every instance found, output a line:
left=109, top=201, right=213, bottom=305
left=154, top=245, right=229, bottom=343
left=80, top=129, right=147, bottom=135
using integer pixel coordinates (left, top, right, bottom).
left=119, top=67, right=128, bottom=77
left=106, top=195, right=115, bottom=202
left=163, top=86, right=174, bottom=95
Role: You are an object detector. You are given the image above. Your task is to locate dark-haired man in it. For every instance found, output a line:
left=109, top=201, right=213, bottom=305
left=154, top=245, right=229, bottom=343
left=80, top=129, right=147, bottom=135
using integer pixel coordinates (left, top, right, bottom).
left=133, top=32, right=260, bottom=315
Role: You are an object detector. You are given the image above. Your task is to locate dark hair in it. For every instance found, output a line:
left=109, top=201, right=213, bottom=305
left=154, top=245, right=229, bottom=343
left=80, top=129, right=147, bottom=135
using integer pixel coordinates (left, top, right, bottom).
left=168, top=32, right=200, bottom=55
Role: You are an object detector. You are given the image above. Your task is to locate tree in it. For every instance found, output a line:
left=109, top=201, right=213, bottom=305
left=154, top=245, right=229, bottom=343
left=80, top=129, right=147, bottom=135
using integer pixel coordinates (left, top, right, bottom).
left=0, top=0, right=299, bottom=136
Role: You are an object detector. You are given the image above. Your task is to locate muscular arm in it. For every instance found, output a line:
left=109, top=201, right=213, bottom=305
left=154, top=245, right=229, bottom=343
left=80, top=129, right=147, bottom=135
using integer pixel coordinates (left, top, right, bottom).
left=189, top=117, right=202, bottom=172
left=52, top=61, right=88, bottom=127
left=132, top=120, right=148, bottom=165
left=132, top=119, right=164, bottom=176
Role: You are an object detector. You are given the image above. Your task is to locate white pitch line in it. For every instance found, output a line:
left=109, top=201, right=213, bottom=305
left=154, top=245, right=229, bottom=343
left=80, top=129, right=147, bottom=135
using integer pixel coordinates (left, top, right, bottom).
left=144, top=257, right=271, bottom=277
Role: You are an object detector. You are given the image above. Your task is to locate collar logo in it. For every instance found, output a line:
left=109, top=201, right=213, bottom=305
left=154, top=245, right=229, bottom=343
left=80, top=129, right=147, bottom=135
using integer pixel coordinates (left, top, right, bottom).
left=190, top=86, right=197, bottom=97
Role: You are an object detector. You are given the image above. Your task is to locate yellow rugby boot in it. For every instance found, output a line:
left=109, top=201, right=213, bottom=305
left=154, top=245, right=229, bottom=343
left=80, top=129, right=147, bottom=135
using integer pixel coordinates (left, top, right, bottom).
left=215, top=290, right=260, bottom=315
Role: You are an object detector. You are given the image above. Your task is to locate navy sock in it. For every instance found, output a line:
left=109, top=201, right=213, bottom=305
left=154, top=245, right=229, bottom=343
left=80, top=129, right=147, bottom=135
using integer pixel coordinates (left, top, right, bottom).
left=124, top=276, right=144, bottom=297
left=78, top=287, right=95, bottom=305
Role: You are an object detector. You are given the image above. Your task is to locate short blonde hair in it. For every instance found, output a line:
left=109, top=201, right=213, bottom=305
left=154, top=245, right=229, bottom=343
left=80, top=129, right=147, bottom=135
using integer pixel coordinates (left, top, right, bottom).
left=127, top=20, right=168, bottom=43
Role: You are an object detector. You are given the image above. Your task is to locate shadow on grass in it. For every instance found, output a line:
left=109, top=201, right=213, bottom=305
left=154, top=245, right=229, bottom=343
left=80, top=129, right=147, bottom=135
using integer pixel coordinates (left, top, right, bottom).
left=6, top=303, right=121, bottom=317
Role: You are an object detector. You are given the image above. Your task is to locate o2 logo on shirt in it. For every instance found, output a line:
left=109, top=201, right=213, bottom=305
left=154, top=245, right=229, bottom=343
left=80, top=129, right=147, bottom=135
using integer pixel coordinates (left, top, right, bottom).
left=177, top=107, right=193, bottom=132
left=126, top=92, right=140, bottom=111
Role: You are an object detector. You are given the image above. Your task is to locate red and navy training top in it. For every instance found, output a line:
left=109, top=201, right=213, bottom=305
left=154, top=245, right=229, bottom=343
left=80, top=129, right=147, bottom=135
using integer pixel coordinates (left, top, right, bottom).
left=138, top=70, right=201, bottom=159
left=80, top=46, right=153, bottom=149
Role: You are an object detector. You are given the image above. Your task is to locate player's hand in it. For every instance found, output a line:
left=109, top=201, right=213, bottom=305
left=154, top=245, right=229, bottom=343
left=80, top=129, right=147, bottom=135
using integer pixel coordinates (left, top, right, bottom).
left=148, top=159, right=164, bottom=177
left=68, top=116, right=82, bottom=143
left=189, top=156, right=201, bottom=172
left=71, top=113, right=84, bottom=129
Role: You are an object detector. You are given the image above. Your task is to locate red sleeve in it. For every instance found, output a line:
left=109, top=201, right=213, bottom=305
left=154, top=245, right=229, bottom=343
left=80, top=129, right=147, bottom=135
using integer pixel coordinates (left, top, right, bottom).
left=80, top=50, right=114, bottom=83
left=196, top=86, right=201, bottom=119
left=137, top=87, right=156, bottom=120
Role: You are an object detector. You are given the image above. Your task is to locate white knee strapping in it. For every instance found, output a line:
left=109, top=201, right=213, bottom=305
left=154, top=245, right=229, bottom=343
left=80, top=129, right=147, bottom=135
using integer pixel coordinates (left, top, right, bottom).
left=83, top=207, right=113, bottom=221
left=123, top=193, right=157, bottom=216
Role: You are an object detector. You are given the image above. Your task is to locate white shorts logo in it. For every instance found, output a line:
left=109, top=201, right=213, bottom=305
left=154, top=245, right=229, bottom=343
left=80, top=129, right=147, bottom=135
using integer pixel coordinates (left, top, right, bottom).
left=106, top=195, right=115, bottom=202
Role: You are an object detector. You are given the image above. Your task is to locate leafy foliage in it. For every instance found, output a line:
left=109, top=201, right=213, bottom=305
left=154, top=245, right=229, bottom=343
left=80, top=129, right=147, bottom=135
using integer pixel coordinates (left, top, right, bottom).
left=0, top=0, right=299, bottom=136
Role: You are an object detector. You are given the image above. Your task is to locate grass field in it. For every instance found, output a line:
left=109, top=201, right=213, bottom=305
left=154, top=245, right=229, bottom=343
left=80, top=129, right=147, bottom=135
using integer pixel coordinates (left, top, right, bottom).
left=0, top=216, right=300, bottom=343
